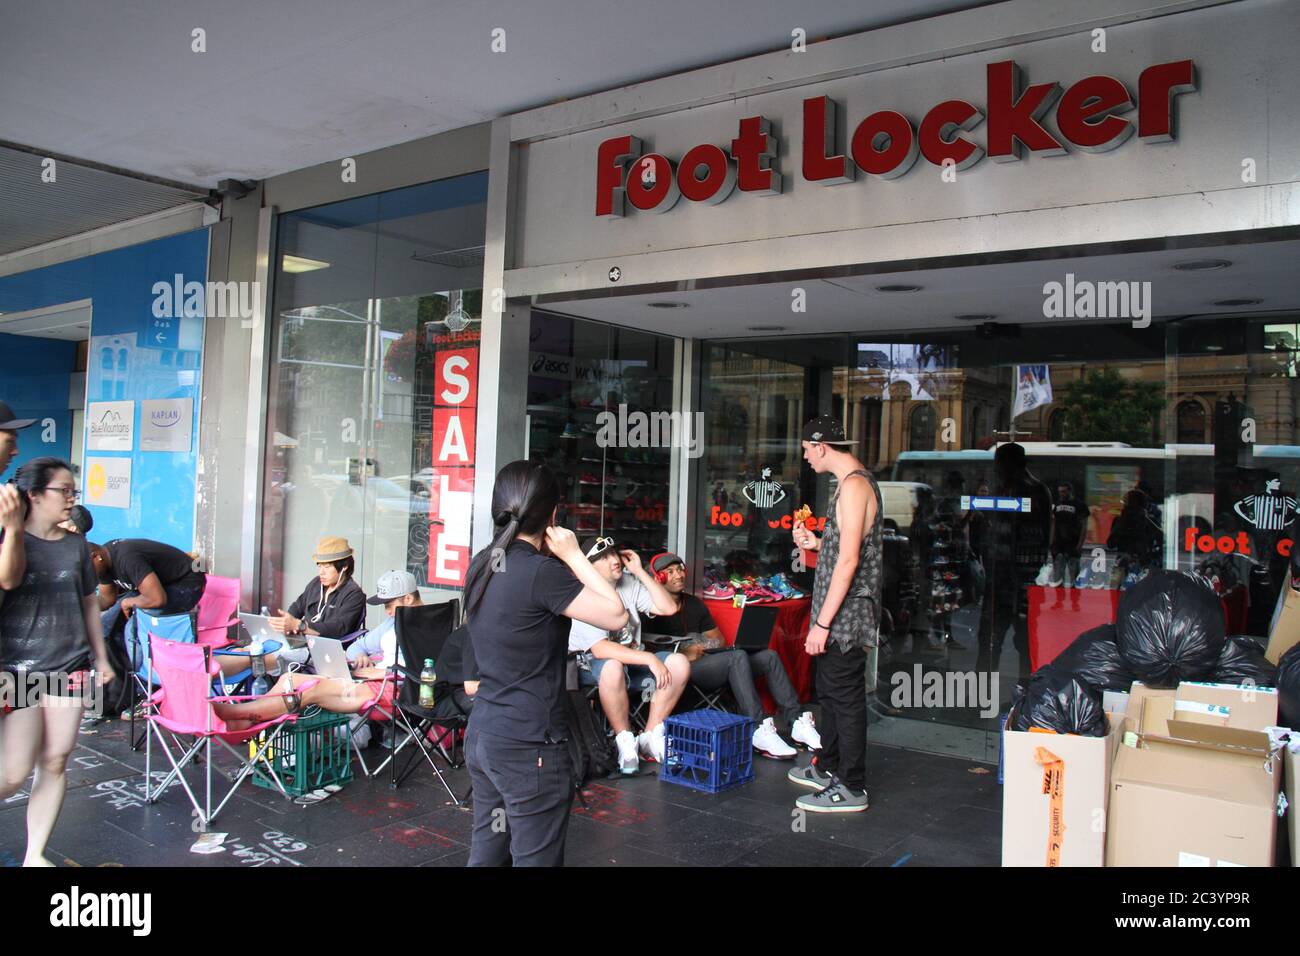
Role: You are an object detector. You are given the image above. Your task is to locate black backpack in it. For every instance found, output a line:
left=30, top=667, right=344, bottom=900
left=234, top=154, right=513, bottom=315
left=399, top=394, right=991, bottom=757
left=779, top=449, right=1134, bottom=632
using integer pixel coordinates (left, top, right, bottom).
left=561, top=689, right=617, bottom=800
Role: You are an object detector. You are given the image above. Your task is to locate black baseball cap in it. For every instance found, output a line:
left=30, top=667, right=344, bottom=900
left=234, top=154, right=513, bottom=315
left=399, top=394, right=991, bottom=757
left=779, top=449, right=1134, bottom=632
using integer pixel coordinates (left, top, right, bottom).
left=801, top=415, right=857, bottom=446
left=0, top=401, right=36, bottom=431
left=651, top=552, right=684, bottom=574
left=581, top=535, right=618, bottom=560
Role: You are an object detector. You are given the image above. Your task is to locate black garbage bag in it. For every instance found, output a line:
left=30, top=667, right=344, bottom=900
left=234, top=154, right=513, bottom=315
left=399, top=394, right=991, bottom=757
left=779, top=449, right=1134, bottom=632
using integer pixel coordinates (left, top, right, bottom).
left=1115, top=570, right=1226, bottom=688
left=1050, top=623, right=1135, bottom=692
left=1212, top=635, right=1278, bottom=687
left=1278, top=644, right=1300, bottom=730
left=1009, top=665, right=1108, bottom=736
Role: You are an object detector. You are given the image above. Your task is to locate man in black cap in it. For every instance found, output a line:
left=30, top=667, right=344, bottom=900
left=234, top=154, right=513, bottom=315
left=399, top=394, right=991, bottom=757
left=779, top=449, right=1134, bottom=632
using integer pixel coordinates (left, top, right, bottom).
left=0, top=400, right=38, bottom=594
left=789, top=415, right=881, bottom=812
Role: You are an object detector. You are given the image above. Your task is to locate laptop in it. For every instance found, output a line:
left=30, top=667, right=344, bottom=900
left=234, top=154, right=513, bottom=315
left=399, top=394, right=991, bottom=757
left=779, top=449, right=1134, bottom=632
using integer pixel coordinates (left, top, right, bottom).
left=307, top=636, right=354, bottom=681
left=236, top=612, right=308, bottom=648
left=732, top=605, right=779, bottom=651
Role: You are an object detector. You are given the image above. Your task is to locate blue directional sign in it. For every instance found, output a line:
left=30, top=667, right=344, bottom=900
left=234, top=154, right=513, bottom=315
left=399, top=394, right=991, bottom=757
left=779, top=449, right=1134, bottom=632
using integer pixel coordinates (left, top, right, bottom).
left=148, top=315, right=178, bottom=350
left=961, top=495, right=1033, bottom=513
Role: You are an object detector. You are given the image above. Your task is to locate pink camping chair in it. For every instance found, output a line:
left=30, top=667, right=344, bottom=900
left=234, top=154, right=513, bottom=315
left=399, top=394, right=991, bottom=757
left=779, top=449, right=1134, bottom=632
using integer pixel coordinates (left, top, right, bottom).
left=195, top=574, right=241, bottom=648
left=144, top=634, right=300, bottom=829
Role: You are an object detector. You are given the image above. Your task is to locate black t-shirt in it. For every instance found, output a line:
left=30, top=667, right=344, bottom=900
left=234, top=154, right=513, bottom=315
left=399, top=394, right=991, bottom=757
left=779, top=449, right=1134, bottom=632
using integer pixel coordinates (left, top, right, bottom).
left=467, top=540, right=584, bottom=743
left=106, top=538, right=203, bottom=593
left=1052, top=498, right=1088, bottom=551
left=642, top=593, right=717, bottom=637
left=437, top=624, right=480, bottom=687
left=1, top=532, right=99, bottom=674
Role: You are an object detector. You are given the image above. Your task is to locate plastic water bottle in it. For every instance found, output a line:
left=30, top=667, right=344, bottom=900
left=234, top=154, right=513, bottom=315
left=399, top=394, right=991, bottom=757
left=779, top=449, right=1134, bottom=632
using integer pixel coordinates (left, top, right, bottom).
left=249, top=640, right=270, bottom=696
left=419, top=659, right=437, bottom=709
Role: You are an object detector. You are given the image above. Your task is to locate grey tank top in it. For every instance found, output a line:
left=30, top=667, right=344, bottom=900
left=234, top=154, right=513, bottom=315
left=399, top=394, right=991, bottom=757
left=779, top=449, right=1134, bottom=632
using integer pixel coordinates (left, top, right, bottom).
left=810, top=469, right=883, bottom=651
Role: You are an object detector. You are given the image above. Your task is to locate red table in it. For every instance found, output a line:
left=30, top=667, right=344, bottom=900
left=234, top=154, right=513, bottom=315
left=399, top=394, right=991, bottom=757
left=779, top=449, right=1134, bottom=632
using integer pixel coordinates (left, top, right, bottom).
left=704, top=596, right=814, bottom=711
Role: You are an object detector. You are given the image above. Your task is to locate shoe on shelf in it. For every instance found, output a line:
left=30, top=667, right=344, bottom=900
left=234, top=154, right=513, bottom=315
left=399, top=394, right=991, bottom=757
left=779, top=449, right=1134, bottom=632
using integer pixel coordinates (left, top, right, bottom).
left=702, top=582, right=735, bottom=600
left=790, top=712, right=822, bottom=750
left=787, top=760, right=834, bottom=790
left=615, top=730, right=640, bottom=774
left=795, top=778, right=870, bottom=813
left=637, top=724, right=665, bottom=763
left=753, top=717, right=797, bottom=759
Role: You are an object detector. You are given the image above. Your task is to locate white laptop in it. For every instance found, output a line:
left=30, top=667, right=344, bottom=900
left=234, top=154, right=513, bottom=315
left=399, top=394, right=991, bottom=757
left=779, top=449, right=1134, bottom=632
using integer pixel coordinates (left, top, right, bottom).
left=307, top=636, right=354, bottom=681
left=238, top=612, right=306, bottom=649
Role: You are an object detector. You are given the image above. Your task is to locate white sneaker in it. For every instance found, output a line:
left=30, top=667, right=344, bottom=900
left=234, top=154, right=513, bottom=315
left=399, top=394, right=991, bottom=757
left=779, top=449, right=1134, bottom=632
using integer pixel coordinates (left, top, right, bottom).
left=614, top=730, right=639, bottom=774
left=637, top=724, right=665, bottom=763
left=790, top=712, right=822, bottom=750
left=753, top=717, right=797, bottom=759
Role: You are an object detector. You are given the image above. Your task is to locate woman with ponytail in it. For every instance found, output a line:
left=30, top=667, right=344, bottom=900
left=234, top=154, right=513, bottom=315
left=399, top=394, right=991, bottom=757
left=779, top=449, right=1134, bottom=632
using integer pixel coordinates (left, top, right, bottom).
left=0, top=458, right=115, bottom=866
left=464, top=459, right=627, bottom=867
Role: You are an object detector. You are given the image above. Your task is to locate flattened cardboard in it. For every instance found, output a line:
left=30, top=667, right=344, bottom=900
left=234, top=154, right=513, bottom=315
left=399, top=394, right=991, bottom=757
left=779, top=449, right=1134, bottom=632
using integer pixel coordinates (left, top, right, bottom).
left=1286, top=747, right=1298, bottom=868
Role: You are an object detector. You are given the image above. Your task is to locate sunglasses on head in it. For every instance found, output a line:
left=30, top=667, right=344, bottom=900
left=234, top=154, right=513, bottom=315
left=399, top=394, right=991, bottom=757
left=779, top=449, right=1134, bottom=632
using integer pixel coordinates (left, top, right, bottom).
left=585, top=536, right=616, bottom=559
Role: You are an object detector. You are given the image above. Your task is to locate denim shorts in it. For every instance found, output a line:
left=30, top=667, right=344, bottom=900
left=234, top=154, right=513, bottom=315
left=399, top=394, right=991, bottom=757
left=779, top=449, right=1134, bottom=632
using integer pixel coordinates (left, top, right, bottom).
left=579, top=650, right=672, bottom=692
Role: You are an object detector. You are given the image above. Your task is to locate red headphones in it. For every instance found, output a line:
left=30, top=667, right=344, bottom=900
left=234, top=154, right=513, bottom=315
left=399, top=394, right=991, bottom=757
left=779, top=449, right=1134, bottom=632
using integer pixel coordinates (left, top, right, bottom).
left=650, top=552, right=675, bottom=584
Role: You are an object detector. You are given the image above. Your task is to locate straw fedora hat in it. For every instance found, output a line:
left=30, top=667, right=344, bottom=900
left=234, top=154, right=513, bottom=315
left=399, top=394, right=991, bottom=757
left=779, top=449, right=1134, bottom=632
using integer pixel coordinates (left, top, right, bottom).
left=312, top=536, right=354, bottom=563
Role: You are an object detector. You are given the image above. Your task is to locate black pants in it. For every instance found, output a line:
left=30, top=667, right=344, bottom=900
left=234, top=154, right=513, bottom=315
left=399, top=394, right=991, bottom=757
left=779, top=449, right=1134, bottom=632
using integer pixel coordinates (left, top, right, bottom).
left=814, top=644, right=868, bottom=792
left=465, top=727, right=573, bottom=867
left=976, top=574, right=1030, bottom=685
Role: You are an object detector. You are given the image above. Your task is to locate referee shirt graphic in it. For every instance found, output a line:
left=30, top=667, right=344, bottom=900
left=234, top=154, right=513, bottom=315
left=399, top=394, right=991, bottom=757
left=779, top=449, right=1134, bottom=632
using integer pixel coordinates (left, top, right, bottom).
left=1233, top=481, right=1298, bottom=532
left=743, top=468, right=786, bottom=508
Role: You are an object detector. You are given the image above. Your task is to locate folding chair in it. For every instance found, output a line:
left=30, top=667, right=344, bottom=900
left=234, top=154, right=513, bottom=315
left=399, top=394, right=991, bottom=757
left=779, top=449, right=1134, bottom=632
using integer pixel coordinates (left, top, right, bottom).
left=382, top=602, right=465, bottom=805
left=194, top=575, right=241, bottom=648
left=144, top=635, right=299, bottom=830
left=125, top=610, right=198, bottom=750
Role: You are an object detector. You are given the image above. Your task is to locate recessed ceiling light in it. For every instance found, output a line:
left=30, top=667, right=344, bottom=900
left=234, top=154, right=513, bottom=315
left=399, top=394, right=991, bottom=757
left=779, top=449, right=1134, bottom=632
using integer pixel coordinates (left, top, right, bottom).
left=1205, top=344, right=1224, bottom=351
left=747, top=325, right=787, bottom=332
left=1173, top=258, right=1231, bottom=272
left=647, top=301, right=689, bottom=309
left=281, top=254, right=330, bottom=274
left=1212, top=297, right=1262, bottom=307
left=876, top=284, right=922, bottom=293
left=955, top=313, right=996, bottom=322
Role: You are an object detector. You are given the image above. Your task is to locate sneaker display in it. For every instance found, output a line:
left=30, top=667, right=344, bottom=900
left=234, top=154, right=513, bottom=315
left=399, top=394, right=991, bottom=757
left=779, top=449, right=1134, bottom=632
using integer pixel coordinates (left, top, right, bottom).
left=702, top=582, right=735, bottom=600
left=787, top=760, right=834, bottom=790
left=753, top=717, right=797, bottom=759
left=637, top=724, right=665, bottom=763
left=790, top=712, right=822, bottom=750
left=615, top=729, right=639, bottom=774
left=795, top=778, right=870, bottom=813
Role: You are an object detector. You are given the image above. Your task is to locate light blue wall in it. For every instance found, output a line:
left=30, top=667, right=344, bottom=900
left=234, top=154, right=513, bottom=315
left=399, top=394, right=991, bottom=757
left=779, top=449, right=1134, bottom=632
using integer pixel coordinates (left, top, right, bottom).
left=0, top=229, right=209, bottom=550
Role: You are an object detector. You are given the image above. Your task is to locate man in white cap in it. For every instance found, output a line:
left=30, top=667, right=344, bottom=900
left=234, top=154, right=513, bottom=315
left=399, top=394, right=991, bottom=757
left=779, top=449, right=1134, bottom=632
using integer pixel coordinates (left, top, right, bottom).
left=348, top=569, right=424, bottom=670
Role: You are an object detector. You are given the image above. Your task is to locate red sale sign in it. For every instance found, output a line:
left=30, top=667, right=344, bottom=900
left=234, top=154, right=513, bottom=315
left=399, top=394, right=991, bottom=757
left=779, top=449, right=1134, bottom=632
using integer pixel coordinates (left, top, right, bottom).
left=428, top=343, right=479, bottom=587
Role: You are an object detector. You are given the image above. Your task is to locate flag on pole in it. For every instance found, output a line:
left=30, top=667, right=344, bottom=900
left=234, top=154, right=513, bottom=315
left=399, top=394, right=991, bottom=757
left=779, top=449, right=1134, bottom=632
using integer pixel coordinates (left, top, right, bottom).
left=1013, top=364, right=1053, bottom=418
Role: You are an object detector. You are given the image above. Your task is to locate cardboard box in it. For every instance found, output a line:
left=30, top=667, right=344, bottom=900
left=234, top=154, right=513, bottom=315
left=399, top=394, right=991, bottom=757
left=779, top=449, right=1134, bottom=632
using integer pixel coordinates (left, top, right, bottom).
left=1106, top=681, right=1281, bottom=867
left=1266, top=581, right=1300, bottom=665
left=1002, top=713, right=1124, bottom=867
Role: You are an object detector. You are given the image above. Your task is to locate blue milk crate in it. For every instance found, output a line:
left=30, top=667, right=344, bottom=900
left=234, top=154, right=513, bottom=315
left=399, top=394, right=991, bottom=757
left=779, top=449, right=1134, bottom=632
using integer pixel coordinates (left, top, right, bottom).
left=659, top=709, right=755, bottom=793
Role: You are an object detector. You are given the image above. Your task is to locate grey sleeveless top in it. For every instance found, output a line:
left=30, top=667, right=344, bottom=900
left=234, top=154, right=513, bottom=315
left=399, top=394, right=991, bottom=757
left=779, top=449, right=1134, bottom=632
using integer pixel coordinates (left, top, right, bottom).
left=810, top=469, right=883, bottom=651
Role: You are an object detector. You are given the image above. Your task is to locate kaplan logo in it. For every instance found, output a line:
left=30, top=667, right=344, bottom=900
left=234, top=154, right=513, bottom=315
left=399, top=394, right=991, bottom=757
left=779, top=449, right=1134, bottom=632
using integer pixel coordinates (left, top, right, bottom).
left=596, top=58, right=1196, bottom=215
left=49, top=886, right=152, bottom=936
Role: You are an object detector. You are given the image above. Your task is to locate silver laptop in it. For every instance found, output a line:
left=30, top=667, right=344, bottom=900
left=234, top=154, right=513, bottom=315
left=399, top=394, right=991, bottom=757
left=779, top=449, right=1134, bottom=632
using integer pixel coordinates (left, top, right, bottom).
left=307, top=636, right=354, bottom=681
left=238, top=612, right=307, bottom=649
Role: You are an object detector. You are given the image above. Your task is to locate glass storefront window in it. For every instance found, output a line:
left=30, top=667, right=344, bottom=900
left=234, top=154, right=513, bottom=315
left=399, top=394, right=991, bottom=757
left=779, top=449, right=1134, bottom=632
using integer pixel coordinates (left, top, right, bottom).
left=260, top=173, right=487, bottom=623
left=526, top=311, right=678, bottom=555
left=697, top=317, right=1300, bottom=730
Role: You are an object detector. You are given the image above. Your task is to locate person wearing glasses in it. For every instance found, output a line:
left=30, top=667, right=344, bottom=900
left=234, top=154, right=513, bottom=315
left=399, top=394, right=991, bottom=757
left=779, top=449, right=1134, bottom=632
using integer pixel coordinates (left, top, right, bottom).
left=0, top=458, right=115, bottom=866
left=567, top=535, right=689, bottom=773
